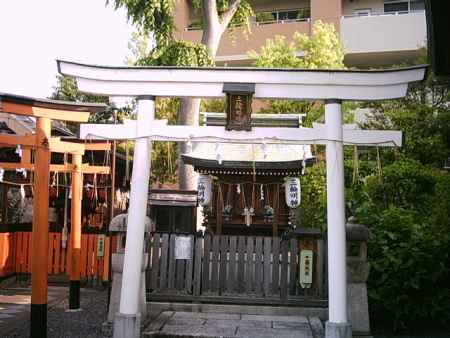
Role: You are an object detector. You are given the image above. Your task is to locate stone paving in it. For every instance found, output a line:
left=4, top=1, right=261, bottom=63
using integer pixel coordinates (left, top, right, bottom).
left=144, top=311, right=325, bottom=338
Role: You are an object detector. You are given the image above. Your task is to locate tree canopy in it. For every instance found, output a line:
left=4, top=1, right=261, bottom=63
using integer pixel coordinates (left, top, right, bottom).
left=250, top=20, right=345, bottom=70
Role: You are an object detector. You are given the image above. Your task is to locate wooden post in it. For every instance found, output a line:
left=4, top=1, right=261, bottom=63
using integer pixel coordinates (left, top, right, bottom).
left=69, top=153, right=82, bottom=310
left=30, top=117, right=51, bottom=338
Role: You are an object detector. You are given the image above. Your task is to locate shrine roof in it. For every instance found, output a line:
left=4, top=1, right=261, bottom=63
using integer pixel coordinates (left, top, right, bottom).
left=182, top=142, right=313, bottom=170
left=0, top=92, right=107, bottom=122
left=0, top=92, right=106, bottom=113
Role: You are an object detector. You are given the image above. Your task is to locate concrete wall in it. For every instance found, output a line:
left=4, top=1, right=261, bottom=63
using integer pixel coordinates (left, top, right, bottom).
left=311, top=0, right=341, bottom=30
left=173, top=0, right=191, bottom=31
left=341, top=11, right=427, bottom=54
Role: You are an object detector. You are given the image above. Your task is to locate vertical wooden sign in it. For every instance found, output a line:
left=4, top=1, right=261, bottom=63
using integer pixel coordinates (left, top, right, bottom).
left=223, top=83, right=255, bottom=131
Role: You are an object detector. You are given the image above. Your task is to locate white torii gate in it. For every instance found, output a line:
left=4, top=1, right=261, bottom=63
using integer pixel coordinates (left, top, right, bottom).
left=58, top=60, right=426, bottom=338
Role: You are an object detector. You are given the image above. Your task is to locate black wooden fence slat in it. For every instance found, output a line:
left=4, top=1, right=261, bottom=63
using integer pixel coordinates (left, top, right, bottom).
left=272, top=237, right=280, bottom=295
left=263, top=237, right=271, bottom=297
left=168, top=234, right=176, bottom=289
left=202, top=235, right=211, bottom=292
left=211, top=236, right=220, bottom=293
left=289, top=238, right=299, bottom=296
left=159, top=234, right=169, bottom=290
left=219, top=235, right=228, bottom=294
left=246, top=236, right=254, bottom=294
left=228, top=236, right=237, bottom=293
left=193, top=236, right=202, bottom=296
left=185, top=235, right=194, bottom=293
left=255, top=237, right=263, bottom=295
left=237, top=236, right=246, bottom=293
left=150, top=233, right=160, bottom=290
left=280, top=239, right=289, bottom=301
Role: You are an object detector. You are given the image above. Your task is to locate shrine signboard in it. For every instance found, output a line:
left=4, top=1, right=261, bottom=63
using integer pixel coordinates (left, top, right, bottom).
left=223, top=83, right=255, bottom=131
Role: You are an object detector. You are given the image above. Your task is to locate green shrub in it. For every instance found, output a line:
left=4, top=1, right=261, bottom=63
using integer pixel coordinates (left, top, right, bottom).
left=350, top=159, right=450, bottom=330
left=367, top=206, right=450, bottom=330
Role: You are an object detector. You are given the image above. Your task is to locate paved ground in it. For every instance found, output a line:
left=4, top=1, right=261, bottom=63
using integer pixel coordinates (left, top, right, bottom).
left=0, top=286, right=68, bottom=335
left=1, top=286, right=108, bottom=338
left=144, top=311, right=325, bottom=338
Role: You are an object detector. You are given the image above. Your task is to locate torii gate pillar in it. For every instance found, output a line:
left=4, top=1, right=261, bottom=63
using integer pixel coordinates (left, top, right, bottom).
left=113, top=97, right=154, bottom=338
left=325, top=100, right=352, bottom=338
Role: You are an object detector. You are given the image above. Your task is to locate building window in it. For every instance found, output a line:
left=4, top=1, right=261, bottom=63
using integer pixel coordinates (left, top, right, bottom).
left=255, top=8, right=310, bottom=24
left=384, top=0, right=425, bottom=13
left=353, top=8, right=372, bottom=16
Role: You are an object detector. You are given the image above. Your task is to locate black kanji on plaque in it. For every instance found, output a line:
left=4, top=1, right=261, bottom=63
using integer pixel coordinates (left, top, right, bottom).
left=223, top=83, right=255, bottom=131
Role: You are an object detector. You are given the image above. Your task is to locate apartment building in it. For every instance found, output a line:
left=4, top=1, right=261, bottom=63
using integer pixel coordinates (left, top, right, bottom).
left=173, top=0, right=427, bottom=67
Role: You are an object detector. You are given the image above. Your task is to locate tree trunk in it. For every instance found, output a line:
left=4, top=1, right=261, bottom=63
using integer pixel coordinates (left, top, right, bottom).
left=177, top=1, right=224, bottom=190
left=177, top=98, right=201, bottom=190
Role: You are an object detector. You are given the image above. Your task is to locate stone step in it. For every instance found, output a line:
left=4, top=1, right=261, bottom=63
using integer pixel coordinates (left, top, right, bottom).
left=143, top=311, right=325, bottom=338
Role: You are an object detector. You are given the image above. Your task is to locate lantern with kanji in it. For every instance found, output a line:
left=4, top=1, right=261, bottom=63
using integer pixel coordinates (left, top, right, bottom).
left=285, top=177, right=301, bottom=208
left=197, top=174, right=212, bottom=206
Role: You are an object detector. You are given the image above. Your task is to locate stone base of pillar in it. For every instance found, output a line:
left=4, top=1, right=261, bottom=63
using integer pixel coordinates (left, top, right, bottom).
left=325, top=321, right=352, bottom=338
left=113, top=312, right=141, bottom=338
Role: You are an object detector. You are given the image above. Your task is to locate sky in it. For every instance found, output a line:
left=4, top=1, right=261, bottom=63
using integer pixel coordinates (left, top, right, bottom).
left=0, top=0, right=134, bottom=98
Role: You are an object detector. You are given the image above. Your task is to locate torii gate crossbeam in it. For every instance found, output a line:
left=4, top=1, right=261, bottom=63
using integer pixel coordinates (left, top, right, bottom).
left=58, top=61, right=427, bottom=338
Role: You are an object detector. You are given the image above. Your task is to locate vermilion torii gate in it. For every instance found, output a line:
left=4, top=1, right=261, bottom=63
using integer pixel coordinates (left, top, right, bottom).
left=58, top=60, right=426, bottom=338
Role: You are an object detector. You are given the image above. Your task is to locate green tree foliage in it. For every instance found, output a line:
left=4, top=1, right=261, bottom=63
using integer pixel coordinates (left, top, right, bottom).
left=137, top=40, right=214, bottom=67
left=51, top=75, right=132, bottom=124
left=250, top=20, right=345, bottom=69
left=361, top=75, right=450, bottom=167
left=297, top=162, right=327, bottom=231
left=249, top=21, right=345, bottom=125
left=151, top=98, right=180, bottom=184
left=345, top=69, right=450, bottom=328
left=349, top=159, right=450, bottom=330
left=108, top=0, right=175, bottom=47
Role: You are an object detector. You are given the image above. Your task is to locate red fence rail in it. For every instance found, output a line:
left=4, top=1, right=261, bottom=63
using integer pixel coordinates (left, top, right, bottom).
left=0, top=231, right=117, bottom=281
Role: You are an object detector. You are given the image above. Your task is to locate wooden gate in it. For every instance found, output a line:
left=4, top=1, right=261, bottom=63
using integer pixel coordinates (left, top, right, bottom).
left=146, top=233, right=326, bottom=305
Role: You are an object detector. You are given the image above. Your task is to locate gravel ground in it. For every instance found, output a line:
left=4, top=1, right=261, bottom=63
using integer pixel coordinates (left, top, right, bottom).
left=5, top=288, right=109, bottom=338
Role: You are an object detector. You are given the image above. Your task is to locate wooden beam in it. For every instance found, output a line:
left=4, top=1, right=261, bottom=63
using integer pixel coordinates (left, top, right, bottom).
left=49, top=138, right=85, bottom=155
left=21, top=149, right=32, bottom=165
left=0, top=101, right=90, bottom=122
left=0, top=162, right=109, bottom=174
left=32, top=106, right=90, bottom=122
left=81, top=164, right=110, bottom=174
left=80, top=142, right=111, bottom=151
left=0, top=162, right=34, bottom=171
left=0, top=134, right=36, bottom=147
left=49, top=164, right=72, bottom=172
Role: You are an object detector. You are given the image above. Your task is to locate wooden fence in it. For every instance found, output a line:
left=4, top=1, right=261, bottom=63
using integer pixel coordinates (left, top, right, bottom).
left=0, top=231, right=117, bottom=281
left=147, top=233, right=326, bottom=305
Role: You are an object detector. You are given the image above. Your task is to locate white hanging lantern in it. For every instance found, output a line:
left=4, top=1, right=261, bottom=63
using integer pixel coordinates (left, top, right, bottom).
left=197, top=174, right=212, bottom=206
left=285, top=177, right=301, bottom=208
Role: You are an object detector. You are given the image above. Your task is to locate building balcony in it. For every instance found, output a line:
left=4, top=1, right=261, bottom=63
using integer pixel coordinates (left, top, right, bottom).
left=341, top=10, right=427, bottom=66
left=176, top=19, right=311, bottom=66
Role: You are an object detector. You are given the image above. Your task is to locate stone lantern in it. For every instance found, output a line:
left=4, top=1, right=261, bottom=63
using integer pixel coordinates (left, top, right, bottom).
left=346, top=222, right=371, bottom=336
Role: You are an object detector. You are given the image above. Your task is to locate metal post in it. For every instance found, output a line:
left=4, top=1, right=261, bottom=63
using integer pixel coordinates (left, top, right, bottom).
left=113, top=97, right=154, bottom=338
left=69, top=153, right=82, bottom=310
left=324, top=100, right=352, bottom=338
left=30, top=117, right=51, bottom=338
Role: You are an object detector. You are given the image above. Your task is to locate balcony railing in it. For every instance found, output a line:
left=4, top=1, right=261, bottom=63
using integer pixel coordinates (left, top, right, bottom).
left=343, top=9, right=425, bottom=18
left=186, top=8, right=311, bottom=31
